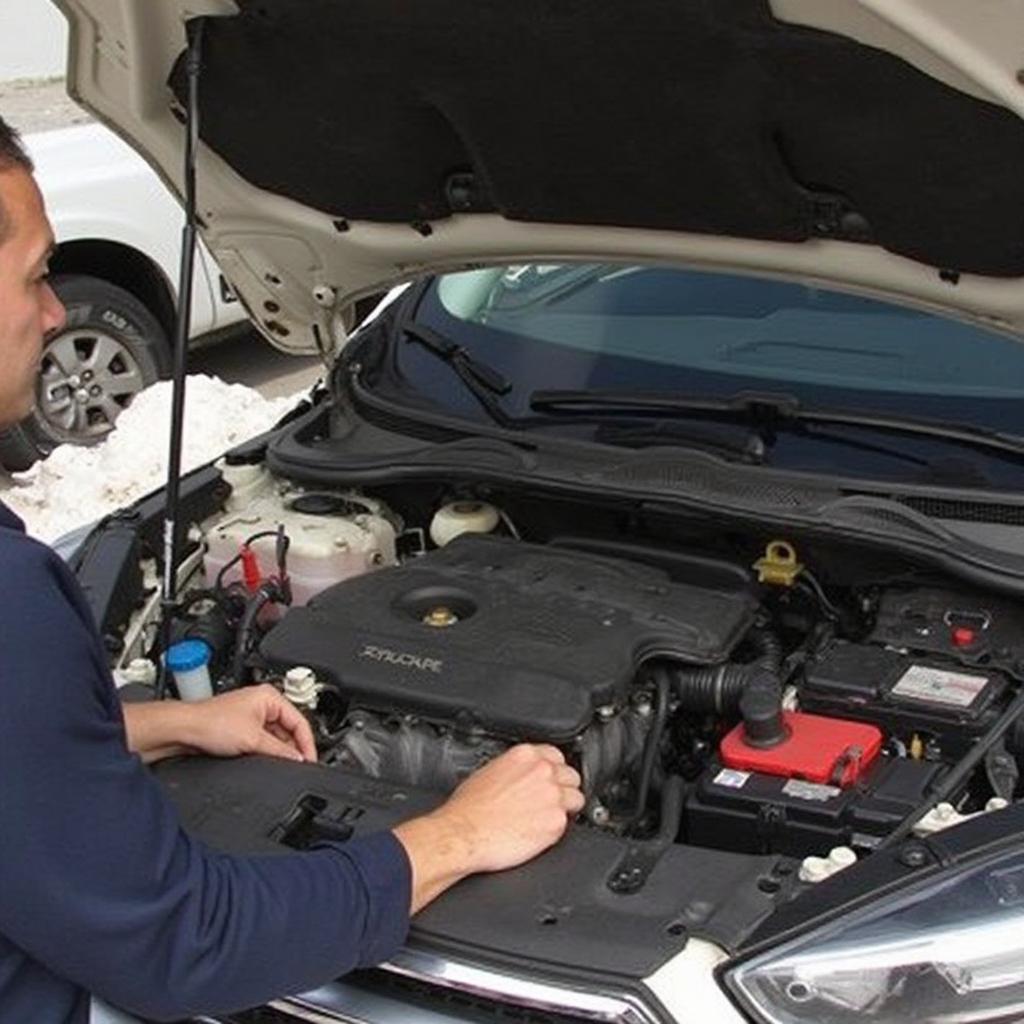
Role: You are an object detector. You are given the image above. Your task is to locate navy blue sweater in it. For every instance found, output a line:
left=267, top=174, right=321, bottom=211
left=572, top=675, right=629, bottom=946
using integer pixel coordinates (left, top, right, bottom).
left=0, top=502, right=411, bottom=1022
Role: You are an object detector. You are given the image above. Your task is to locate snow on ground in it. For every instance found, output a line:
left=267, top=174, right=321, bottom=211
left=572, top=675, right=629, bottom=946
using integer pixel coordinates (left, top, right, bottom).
left=0, top=376, right=298, bottom=543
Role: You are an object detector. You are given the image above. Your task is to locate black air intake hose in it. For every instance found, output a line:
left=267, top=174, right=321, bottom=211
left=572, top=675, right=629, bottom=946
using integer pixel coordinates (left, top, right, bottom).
left=748, top=627, right=783, bottom=675
left=672, top=628, right=783, bottom=716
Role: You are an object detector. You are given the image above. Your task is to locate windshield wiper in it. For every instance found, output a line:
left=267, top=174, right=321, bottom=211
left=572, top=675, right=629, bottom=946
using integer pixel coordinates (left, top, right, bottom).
left=594, top=420, right=768, bottom=463
left=530, top=389, right=1024, bottom=461
left=403, top=323, right=513, bottom=426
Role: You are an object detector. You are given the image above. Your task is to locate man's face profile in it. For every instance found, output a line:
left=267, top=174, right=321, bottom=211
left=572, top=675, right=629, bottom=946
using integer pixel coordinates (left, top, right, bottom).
left=0, top=162, right=66, bottom=429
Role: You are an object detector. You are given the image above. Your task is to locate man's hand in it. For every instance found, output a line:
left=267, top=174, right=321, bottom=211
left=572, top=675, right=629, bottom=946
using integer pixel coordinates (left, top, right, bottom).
left=122, top=685, right=316, bottom=765
left=392, top=744, right=585, bottom=913
left=182, top=685, right=318, bottom=762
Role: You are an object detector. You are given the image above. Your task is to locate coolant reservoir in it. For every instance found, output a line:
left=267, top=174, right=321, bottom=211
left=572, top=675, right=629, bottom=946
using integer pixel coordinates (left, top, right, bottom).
left=204, top=466, right=398, bottom=605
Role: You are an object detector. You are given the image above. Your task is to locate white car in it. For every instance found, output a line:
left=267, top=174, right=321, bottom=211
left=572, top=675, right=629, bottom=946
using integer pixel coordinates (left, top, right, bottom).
left=0, top=122, right=247, bottom=469
left=51, top=1, right=1024, bottom=1023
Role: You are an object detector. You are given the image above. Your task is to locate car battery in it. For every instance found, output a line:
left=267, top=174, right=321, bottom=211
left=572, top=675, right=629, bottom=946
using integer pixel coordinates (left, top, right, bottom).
left=720, top=711, right=883, bottom=787
left=802, top=641, right=1007, bottom=758
left=685, top=756, right=942, bottom=857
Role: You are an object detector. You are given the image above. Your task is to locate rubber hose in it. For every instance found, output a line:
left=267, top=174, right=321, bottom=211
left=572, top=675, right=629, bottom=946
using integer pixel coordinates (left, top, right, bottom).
left=231, top=588, right=272, bottom=685
left=748, top=627, right=783, bottom=674
left=653, top=774, right=685, bottom=849
left=672, top=663, right=782, bottom=716
left=671, top=662, right=749, bottom=715
left=673, top=629, right=782, bottom=715
left=631, top=670, right=671, bottom=829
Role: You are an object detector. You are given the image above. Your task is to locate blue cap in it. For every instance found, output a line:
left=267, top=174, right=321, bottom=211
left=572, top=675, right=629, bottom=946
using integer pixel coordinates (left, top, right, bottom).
left=166, top=639, right=212, bottom=673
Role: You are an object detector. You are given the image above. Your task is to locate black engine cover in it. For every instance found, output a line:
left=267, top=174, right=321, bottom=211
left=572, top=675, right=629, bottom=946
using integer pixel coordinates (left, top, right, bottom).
left=261, top=536, right=757, bottom=741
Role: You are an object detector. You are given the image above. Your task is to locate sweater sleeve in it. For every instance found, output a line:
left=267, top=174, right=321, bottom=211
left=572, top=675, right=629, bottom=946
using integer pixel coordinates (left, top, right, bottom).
left=0, top=538, right=411, bottom=1021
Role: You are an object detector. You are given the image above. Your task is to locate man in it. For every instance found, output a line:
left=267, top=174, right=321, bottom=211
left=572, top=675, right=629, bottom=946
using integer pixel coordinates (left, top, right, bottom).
left=0, top=114, right=585, bottom=1023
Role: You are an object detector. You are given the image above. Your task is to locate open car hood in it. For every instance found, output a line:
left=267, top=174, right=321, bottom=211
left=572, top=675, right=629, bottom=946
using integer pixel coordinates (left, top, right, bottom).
left=53, top=0, right=1024, bottom=355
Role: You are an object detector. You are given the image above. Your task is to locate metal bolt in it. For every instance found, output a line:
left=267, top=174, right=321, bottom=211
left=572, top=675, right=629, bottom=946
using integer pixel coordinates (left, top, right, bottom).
left=597, top=704, right=617, bottom=722
left=75, top=389, right=89, bottom=404
left=89, top=385, right=102, bottom=397
left=589, top=803, right=611, bottom=826
left=899, top=845, right=929, bottom=868
left=82, top=370, right=94, bottom=382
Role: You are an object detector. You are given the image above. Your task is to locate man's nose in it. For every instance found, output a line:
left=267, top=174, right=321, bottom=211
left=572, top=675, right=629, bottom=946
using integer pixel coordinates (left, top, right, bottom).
left=42, top=282, right=66, bottom=335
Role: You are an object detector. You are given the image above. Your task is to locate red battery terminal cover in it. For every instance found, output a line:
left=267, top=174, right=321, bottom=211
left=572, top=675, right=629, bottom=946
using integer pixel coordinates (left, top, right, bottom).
left=720, top=712, right=883, bottom=788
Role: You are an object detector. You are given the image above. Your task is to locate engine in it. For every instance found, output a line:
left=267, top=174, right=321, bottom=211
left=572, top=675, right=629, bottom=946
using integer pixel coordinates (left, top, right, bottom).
left=169, top=480, right=1024, bottom=862
left=259, top=535, right=758, bottom=821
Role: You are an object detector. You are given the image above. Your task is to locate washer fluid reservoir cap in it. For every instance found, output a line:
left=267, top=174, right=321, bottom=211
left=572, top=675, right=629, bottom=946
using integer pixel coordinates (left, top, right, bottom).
left=166, top=639, right=212, bottom=672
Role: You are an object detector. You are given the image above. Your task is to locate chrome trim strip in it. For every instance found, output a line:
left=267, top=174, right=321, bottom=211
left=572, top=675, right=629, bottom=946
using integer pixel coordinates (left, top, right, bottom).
left=381, top=947, right=658, bottom=1022
left=266, top=946, right=662, bottom=1024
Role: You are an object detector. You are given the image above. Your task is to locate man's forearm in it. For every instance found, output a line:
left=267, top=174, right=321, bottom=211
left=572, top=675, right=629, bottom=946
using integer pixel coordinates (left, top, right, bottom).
left=391, top=812, right=476, bottom=914
left=121, top=701, right=198, bottom=764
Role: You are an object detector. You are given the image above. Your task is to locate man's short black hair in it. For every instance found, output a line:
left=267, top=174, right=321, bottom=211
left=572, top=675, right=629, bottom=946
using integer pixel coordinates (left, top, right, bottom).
left=0, top=114, right=34, bottom=245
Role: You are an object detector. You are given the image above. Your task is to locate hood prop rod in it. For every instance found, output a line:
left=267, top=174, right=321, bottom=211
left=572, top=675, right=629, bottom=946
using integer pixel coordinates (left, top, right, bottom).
left=157, top=20, right=205, bottom=700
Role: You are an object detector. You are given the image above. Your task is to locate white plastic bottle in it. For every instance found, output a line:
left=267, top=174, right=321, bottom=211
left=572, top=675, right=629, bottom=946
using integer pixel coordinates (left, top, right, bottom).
left=166, top=640, right=214, bottom=702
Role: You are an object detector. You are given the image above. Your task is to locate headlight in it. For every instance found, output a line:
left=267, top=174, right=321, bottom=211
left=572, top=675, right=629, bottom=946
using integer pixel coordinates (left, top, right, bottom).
left=726, top=848, right=1024, bottom=1023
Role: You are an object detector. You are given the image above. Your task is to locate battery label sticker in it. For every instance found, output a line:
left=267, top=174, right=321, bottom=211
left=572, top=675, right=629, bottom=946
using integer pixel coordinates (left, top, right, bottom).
left=782, top=779, right=841, bottom=802
left=891, top=665, right=989, bottom=708
left=713, top=768, right=750, bottom=789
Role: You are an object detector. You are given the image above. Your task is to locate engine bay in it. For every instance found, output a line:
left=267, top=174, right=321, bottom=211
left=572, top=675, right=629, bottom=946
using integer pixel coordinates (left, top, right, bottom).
left=96, top=456, right=1024, bottom=909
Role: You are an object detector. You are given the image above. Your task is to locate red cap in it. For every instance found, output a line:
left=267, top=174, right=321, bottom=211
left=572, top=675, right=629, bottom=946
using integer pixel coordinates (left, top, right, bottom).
left=951, top=626, right=977, bottom=648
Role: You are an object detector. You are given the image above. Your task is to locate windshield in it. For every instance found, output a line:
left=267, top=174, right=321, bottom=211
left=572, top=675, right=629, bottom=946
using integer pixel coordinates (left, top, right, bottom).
left=385, top=263, right=1024, bottom=488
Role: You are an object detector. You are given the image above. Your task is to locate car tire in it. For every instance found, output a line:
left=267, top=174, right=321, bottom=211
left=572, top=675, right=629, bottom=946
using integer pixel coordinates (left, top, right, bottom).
left=0, top=275, right=170, bottom=471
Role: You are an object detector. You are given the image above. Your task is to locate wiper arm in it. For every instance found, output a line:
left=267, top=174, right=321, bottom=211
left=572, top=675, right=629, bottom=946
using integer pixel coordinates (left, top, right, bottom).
left=404, top=323, right=513, bottom=426
left=531, top=389, right=1024, bottom=461
left=594, top=421, right=767, bottom=464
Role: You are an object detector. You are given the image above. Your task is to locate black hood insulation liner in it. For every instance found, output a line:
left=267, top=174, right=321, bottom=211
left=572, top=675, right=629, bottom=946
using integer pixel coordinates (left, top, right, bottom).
left=172, top=0, right=1024, bottom=277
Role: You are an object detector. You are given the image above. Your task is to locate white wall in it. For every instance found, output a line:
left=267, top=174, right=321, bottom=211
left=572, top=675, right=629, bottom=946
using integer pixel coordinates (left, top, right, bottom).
left=0, top=0, right=68, bottom=82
